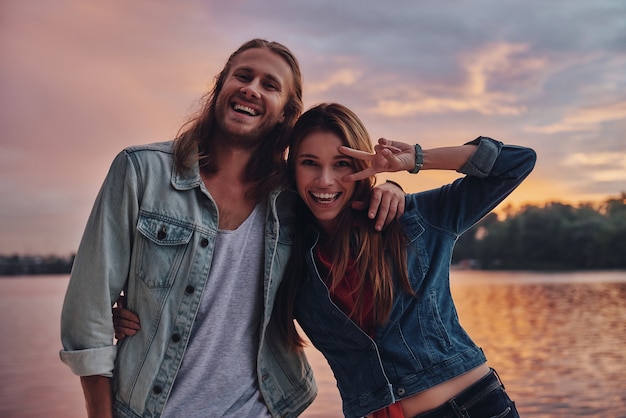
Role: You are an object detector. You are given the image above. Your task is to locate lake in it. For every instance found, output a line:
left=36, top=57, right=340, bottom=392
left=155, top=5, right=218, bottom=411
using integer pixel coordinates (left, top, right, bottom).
left=1, top=271, right=625, bottom=417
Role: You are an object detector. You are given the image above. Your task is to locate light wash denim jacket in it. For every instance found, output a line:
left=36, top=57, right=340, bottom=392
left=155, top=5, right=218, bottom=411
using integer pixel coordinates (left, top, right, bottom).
left=60, top=141, right=316, bottom=417
left=295, top=137, right=536, bottom=418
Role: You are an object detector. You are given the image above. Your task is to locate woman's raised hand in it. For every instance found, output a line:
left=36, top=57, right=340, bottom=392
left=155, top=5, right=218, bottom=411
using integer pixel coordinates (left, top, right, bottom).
left=340, top=138, right=415, bottom=181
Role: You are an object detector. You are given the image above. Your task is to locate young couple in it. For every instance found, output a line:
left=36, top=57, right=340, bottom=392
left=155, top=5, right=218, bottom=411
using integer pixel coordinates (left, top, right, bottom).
left=61, top=38, right=535, bottom=418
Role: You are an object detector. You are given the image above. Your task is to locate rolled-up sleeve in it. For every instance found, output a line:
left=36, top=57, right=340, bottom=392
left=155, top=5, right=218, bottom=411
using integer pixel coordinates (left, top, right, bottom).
left=457, top=136, right=502, bottom=178
left=60, top=346, right=118, bottom=377
left=60, top=150, right=139, bottom=376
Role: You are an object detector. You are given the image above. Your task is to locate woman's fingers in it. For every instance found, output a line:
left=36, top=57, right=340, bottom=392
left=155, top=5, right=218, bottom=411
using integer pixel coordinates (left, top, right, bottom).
left=112, top=306, right=141, bottom=340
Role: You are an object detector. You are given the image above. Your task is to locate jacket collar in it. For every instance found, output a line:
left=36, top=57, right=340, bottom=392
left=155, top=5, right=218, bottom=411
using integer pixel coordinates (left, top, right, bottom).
left=170, top=161, right=203, bottom=191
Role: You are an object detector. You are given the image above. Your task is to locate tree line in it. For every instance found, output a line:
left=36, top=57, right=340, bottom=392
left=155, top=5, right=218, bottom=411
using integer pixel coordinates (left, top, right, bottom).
left=1, top=194, right=625, bottom=276
left=0, top=254, right=74, bottom=276
left=452, top=193, right=626, bottom=270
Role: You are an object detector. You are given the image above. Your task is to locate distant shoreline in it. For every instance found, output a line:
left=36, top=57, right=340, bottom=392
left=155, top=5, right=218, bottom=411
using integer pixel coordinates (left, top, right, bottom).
left=2, top=265, right=625, bottom=278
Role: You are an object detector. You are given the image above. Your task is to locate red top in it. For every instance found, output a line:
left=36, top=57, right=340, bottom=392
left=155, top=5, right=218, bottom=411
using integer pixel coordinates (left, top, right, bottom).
left=315, top=245, right=405, bottom=418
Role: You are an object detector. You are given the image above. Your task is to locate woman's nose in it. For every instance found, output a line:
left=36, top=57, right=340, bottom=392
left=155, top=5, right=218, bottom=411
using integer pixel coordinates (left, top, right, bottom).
left=316, top=168, right=334, bottom=186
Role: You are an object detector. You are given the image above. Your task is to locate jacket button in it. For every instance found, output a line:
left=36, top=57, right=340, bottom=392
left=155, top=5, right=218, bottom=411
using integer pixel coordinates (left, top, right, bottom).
left=171, top=333, right=181, bottom=343
left=200, top=238, right=209, bottom=247
left=185, top=285, right=195, bottom=294
left=153, top=385, right=162, bottom=394
left=397, top=387, right=406, bottom=396
left=157, top=227, right=167, bottom=240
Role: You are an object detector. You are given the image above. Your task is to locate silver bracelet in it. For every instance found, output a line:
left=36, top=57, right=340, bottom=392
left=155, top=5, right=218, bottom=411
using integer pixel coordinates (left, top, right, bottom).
left=408, top=144, right=423, bottom=174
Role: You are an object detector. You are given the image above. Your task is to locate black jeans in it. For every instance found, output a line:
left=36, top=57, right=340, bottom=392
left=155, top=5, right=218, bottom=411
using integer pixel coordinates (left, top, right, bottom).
left=413, top=369, right=519, bottom=418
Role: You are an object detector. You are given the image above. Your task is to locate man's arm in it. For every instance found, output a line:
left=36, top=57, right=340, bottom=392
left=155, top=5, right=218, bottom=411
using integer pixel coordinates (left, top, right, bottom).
left=80, top=375, right=113, bottom=418
left=366, top=181, right=405, bottom=231
left=61, top=150, right=141, bottom=416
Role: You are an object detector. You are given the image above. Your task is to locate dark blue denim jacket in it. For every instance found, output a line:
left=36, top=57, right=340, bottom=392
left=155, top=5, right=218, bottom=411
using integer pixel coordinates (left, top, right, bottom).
left=294, top=137, right=536, bottom=418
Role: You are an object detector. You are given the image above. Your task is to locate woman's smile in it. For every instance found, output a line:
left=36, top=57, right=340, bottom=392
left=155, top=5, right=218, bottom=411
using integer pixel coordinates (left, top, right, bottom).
left=295, top=131, right=356, bottom=233
left=309, top=191, right=342, bottom=204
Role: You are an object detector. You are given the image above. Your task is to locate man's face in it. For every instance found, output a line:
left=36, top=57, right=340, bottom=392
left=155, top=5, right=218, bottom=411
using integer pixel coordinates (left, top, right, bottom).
left=215, top=48, right=293, bottom=148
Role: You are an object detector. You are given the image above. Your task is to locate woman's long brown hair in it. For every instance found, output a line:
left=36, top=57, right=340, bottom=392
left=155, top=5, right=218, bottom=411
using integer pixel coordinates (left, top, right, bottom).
left=275, top=103, right=413, bottom=350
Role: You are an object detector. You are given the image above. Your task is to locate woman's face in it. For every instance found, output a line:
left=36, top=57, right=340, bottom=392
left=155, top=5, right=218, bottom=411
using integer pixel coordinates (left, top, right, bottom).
left=294, top=131, right=356, bottom=234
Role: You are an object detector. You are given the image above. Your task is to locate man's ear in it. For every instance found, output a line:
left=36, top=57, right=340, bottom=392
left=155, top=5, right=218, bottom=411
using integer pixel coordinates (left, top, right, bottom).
left=278, top=112, right=286, bottom=123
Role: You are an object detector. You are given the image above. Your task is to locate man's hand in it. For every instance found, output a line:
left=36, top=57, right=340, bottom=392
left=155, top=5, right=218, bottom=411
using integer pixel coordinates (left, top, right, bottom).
left=340, top=138, right=415, bottom=181
left=352, top=180, right=405, bottom=231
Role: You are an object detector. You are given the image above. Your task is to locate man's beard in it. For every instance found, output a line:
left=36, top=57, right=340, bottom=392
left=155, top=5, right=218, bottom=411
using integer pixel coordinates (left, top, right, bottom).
left=215, top=108, right=281, bottom=151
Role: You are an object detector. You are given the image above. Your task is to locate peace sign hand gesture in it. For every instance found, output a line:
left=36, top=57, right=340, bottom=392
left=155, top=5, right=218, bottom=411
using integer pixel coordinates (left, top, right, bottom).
left=340, top=138, right=415, bottom=181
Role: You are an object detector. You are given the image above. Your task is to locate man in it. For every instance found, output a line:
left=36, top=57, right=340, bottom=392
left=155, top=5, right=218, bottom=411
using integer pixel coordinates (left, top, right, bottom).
left=60, top=39, right=403, bottom=417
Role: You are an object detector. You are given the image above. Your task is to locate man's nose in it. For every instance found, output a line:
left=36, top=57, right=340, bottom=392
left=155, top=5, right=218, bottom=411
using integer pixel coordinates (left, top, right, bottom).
left=241, top=79, right=261, bottom=98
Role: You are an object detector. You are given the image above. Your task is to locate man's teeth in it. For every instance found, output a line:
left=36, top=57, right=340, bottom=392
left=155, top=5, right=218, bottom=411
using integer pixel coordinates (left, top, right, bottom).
left=312, top=192, right=339, bottom=202
left=233, top=104, right=258, bottom=116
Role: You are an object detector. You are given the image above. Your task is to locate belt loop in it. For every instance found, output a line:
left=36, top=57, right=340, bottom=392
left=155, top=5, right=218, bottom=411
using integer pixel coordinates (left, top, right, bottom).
left=491, top=368, right=505, bottom=390
left=448, top=398, right=465, bottom=418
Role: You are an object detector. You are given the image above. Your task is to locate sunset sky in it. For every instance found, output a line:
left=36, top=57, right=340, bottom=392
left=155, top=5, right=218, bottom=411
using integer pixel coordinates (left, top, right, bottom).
left=1, top=0, right=625, bottom=255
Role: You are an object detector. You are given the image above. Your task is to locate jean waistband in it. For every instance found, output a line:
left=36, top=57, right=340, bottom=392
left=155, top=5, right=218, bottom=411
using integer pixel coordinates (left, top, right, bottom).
left=415, top=368, right=504, bottom=418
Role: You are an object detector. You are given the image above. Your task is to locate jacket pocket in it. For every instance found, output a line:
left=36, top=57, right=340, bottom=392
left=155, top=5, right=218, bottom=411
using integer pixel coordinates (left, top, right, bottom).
left=397, top=291, right=453, bottom=368
left=427, top=290, right=452, bottom=349
left=135, top=213, right=194, bottom=288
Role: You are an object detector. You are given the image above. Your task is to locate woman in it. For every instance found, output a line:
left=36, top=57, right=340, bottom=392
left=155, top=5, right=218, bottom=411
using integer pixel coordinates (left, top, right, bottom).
left=274, top=103, right=535, bottom=418
left=116, top=103, right=536, bottom=417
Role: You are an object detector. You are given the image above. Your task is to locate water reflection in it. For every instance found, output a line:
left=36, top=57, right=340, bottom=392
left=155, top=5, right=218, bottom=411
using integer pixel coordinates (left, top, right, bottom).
left=303, top=271, right=626, bottom=417
left=450, top=271, right=626, bottom=417
left=1, top=272, right=625, bottom=417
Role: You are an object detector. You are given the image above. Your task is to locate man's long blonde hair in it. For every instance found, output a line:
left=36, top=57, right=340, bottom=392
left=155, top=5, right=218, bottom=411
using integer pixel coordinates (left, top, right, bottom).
left=173, top=39, right=303, bottom=200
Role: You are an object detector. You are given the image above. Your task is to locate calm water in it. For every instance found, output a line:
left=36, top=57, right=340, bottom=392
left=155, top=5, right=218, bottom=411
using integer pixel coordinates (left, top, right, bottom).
left=1, top=271, right=625, bottom=417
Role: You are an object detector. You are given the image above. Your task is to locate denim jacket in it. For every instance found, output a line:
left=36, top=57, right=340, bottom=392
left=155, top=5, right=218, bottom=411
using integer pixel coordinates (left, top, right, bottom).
left=60, top=141, right=316, bottom=417
left=295, top=137, right=536, bottom=418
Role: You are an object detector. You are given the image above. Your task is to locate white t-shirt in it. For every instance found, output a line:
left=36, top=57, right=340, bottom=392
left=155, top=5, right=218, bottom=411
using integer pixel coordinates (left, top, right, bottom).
left=162, top=204, right=271, bottom=417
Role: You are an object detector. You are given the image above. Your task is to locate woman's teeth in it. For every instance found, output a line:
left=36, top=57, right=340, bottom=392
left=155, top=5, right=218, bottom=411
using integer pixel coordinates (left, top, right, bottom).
left=311, top=192, right=340, bottom=203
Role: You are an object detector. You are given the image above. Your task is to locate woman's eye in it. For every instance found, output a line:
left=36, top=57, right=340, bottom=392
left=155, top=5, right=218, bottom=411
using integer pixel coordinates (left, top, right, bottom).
left=301, top=159, right=316, bottom=166
left=336, top=160, right=352, bottom=168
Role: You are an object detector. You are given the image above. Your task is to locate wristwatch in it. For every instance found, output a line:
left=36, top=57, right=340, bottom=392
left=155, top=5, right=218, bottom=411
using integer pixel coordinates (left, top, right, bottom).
left=408, top=144, right=423, bottom=174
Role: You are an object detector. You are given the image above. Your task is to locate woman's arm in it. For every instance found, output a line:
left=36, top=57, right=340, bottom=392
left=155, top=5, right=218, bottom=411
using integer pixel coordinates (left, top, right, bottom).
left=420, top=144, right=478, bottom=171
left=340, top=138, right=478, bottom=180
left=410, top=137, right=536, bottom=233
left=341, top=136, right=536, bottom=234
